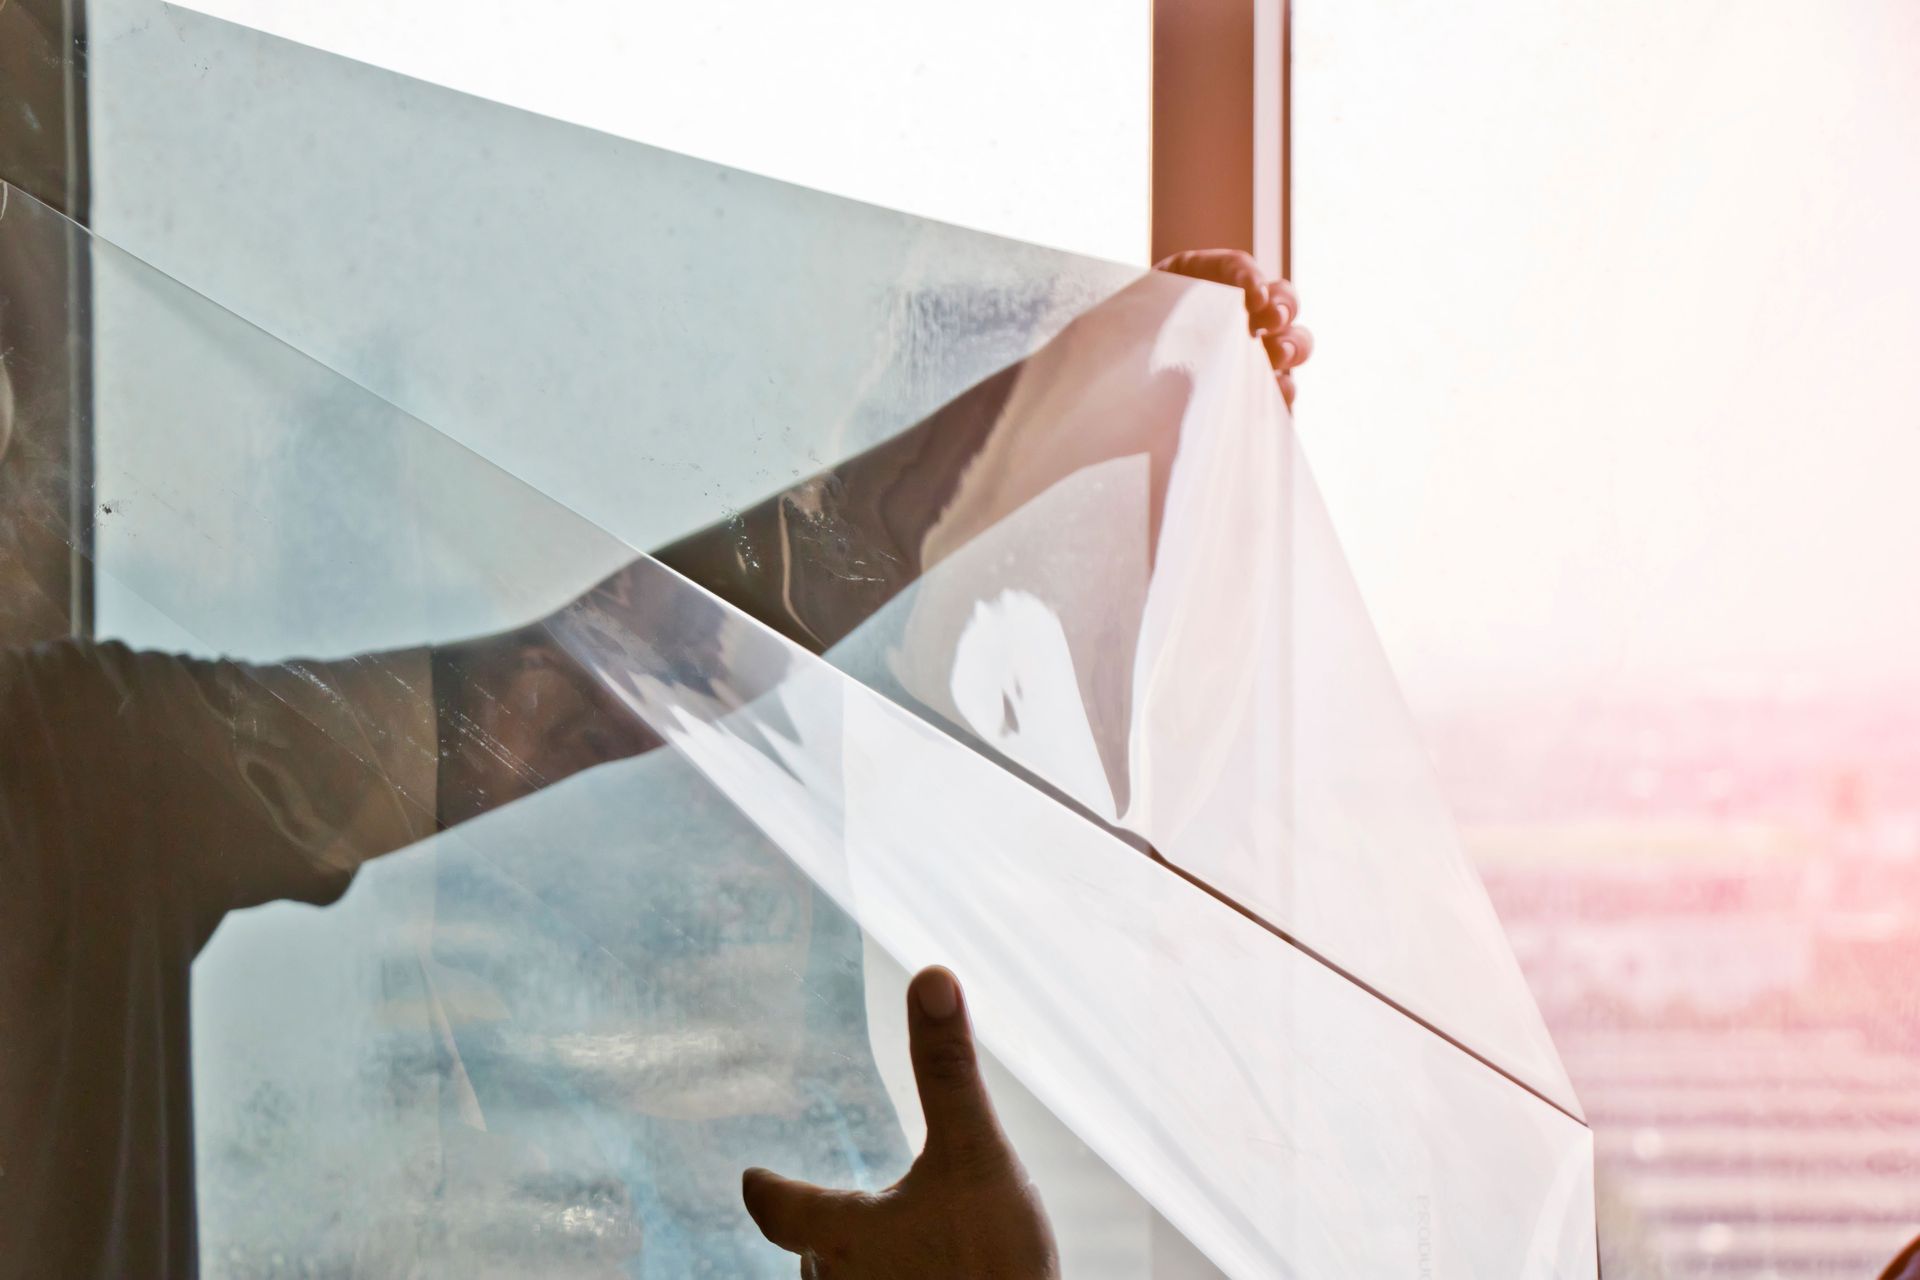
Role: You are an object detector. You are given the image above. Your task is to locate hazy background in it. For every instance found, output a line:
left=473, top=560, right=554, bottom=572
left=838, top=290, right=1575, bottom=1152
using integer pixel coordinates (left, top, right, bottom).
left=1294, top=4, right=1920, bottom=1274
left=1294, top=0, right=1920, bottom=713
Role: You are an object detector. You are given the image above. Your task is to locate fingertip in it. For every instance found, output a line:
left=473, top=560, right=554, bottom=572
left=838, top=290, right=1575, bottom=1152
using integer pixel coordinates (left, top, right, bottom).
left=741, top=1166, right=774, bottom=1214
left=739, top=1170, right=785, bottom=1250
left=1261, top=329, right=1288, bottom=370
left=741, top=1166, right=805, bottom=1242
left=911, top=965, right=962, bottom=1021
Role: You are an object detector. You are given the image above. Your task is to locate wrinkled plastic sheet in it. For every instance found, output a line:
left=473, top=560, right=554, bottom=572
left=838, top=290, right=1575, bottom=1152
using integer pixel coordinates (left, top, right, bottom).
left=1, top=160, right=1594, bottom=1280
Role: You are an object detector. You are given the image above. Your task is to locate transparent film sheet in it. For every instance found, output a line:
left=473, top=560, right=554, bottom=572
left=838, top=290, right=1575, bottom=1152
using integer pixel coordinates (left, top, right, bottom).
left=76, top=5, right=1576, bottom=1119
left=0, top=185, right=1594, bottom=1276
left=83, top=0, right=1143, bottom=556
left=550, top=564, right=1598, bottom=1279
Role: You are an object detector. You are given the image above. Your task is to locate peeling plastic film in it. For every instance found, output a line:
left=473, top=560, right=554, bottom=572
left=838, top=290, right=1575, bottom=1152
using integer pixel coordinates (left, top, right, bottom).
left=1, top=160, right=1592, bottom=1280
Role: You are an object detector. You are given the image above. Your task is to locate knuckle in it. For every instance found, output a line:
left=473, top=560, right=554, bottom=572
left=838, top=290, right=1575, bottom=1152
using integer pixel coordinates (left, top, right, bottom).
left=946, top=1135, right=1017, bottom=1181
left=917, top=1034, right=979, bottom=1088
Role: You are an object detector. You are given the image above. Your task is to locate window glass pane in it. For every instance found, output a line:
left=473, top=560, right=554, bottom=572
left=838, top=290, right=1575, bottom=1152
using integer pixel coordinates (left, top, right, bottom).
left=5, top=0, right=1608, bottom=1253
left=3, top=174, right=1596, bottom=1274
left=76, top=10, right=1578, bottom=1121
left=1294, top=2, right=1920, bottom=1274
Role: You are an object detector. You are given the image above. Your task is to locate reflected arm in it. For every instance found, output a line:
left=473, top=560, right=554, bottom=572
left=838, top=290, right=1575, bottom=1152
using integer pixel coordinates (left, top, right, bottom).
left=431, top=358, right=1021, bottom=828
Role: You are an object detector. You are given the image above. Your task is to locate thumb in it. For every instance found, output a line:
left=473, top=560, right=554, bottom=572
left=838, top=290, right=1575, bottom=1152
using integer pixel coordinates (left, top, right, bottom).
left=906, top=966, right=1011, bottom=1170
left=741, top=1167, right=858, bottom=1255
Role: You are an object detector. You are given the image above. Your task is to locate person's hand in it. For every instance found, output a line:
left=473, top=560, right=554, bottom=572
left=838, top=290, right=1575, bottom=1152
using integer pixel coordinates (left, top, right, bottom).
left=742, top=967, right=1059, bottom=1279
left=1155, top=248, right=1313, bottom=406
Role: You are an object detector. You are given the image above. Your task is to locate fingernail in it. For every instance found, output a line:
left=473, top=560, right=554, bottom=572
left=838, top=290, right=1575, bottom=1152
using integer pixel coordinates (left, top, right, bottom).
left=915, top=967, right=960, bottom=1020
left=1280, top=340, right=1296, bottom=363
